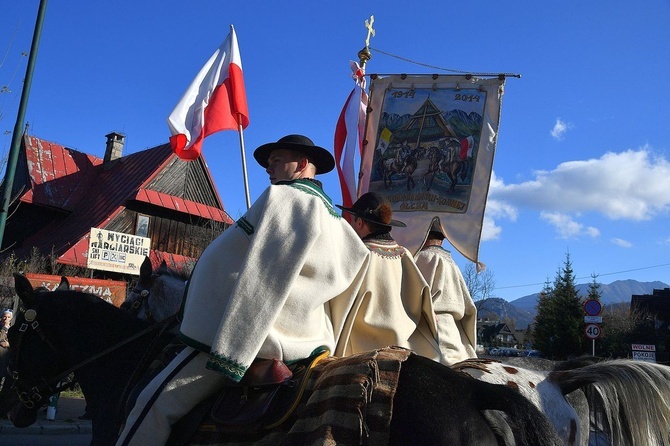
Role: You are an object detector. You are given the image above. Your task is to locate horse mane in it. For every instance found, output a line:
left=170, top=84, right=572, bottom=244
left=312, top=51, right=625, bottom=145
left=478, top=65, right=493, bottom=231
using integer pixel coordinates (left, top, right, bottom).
left=154, top=263, right=190, bottom=282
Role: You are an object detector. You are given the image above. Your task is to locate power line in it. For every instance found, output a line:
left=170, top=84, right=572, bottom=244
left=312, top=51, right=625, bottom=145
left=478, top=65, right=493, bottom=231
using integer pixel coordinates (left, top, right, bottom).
left=495, top=262, right=670, bottom=291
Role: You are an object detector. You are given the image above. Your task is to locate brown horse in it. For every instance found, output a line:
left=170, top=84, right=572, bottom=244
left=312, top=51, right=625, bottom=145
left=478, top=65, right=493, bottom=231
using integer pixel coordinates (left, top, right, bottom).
left=380, top=147, right=425, bottom=190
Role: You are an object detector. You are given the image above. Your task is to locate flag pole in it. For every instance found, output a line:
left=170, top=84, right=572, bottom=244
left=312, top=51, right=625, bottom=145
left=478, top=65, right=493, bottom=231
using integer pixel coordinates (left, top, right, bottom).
left=237, top=119, right=251, bottom=210
left=0, top=0, right=48, bottom=250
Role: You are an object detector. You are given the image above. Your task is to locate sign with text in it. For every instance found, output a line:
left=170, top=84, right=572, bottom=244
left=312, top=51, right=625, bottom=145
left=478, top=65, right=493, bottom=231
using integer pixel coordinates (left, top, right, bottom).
left=631, top=344, right=656, bottom=362
left=585, top=324, right=603, bottom=339
left=24, top=273, right=127, bottom=307
left=87, top=228, right=150, bottom=275
left=359, top=75, right=505, bottom=261
left=632, top=350, right=656, bottom=362
left=631, top=344, right=656, bottom=352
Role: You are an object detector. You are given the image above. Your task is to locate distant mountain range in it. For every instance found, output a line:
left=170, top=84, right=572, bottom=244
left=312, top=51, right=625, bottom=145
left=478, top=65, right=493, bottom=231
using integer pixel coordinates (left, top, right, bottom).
left=478, top=280, right=670, bottom=330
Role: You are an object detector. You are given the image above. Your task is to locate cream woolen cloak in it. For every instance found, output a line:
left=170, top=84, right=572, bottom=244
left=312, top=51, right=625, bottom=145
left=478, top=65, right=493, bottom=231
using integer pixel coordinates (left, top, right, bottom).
left=335, top=236, right=441, bottom=362
left=178, top=179, right=369, bottom=382
left=414, top=245, right=477, bottom=363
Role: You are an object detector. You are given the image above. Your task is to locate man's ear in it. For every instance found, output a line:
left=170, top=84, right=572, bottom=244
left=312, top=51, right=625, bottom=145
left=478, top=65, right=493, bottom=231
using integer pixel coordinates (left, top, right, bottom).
left=295, top=157, right=309, bottom=173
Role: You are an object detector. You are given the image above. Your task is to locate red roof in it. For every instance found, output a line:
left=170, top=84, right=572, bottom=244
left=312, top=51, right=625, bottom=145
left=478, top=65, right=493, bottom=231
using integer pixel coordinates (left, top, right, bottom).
left=134, top=189, right=229, bottom=222
left=12, top=135, right=232, bottom=268
left=149, top=250, right=195, bottom=275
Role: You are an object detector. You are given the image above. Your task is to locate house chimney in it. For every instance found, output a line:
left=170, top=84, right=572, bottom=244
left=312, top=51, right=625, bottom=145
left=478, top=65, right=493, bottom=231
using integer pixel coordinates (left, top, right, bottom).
left=104, top=132, right=125, bottom=168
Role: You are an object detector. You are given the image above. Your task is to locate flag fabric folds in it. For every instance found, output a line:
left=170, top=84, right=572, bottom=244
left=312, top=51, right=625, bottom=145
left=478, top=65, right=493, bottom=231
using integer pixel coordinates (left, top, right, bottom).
left=168, top=25, right=249, bottom=161
left=334, top=61, right=368, bottom=209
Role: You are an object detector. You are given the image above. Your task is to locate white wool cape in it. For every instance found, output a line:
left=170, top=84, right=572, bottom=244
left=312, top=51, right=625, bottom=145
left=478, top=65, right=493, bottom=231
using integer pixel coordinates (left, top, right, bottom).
left=335, top=238, right=441, bottom=362
left=414, top=245, right=477, bottom=363
left=178, top=180, right=370, bottom=381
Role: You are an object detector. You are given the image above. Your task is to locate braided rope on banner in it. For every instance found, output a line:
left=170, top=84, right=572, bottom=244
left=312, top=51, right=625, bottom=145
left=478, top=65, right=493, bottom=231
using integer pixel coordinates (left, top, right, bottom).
left=369, top=47, right=521, bottom=78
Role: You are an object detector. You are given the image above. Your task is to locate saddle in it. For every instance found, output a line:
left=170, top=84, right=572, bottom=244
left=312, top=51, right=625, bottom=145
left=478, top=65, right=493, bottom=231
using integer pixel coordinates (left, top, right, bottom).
left=208, top=347, right=330, bottom=433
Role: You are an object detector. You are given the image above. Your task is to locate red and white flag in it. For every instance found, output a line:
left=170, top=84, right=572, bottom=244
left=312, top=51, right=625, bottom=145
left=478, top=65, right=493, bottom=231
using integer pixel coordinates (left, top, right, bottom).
left=168, top=25, right=249, bottom=160
left=460, top=135, right=475, bottom=160
left=334, top=61, right=367, bottom=208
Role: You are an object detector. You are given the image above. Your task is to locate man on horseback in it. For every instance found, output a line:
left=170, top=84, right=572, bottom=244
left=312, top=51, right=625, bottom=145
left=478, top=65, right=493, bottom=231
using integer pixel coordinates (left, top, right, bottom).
left=116, top=135, right=370, bottom=446
left=414, top=218, right=478, bottom=363
left=334, top=192, right=442, bottom=362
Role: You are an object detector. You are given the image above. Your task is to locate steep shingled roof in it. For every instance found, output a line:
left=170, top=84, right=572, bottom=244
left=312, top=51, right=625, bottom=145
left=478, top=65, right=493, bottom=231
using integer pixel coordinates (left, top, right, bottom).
left=7, top=134, right=232, bottom=268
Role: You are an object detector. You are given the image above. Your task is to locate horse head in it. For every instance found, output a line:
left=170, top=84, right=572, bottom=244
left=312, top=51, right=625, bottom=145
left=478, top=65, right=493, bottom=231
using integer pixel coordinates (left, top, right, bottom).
left=7, top=274, right=73, bottom=426
left=121, top=256, right=187, bottom=324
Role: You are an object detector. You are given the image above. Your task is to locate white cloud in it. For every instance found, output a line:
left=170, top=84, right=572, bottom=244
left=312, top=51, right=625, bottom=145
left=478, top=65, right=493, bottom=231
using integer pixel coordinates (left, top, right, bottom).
left=481, top=215, right=502, bottom=241
left=550, top=118, right=571, bottom=140
left=490, top=147, right=670, bottom=221
left=611, top=238, right=633, bottom=248
left=540, top=211, right=600, bottom=239
left=482, top=172, right=518, bottom=240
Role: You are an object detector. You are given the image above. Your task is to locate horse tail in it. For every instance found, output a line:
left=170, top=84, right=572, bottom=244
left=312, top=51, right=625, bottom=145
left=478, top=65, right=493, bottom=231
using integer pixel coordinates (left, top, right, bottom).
left=549, top=359, right=670, bottom=446
left=471, top=377, right=565, bottom=446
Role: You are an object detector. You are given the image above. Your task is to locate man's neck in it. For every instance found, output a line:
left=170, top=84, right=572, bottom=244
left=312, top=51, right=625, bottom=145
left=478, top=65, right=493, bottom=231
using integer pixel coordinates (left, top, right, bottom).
left=423, top=238, right=443, bottom=247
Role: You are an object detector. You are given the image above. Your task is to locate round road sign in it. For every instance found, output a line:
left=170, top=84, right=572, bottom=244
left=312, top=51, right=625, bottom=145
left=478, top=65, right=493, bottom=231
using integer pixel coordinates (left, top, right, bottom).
left=585, top=324, right=603, bottom=339
left=584, top=299, right=602, bottom=316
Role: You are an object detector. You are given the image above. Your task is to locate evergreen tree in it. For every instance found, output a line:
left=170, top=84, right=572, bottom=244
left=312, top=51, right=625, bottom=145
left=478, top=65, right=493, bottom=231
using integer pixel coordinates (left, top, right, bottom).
left=531, top=253, right=588, bottom=359
left=587, top=273, right=602, bottom=302
left=531, top=279, right=556, bottom=355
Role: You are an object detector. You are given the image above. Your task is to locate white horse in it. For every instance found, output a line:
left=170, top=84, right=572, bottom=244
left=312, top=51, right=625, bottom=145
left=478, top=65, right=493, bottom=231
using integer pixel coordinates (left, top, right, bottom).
left=454, top=356, right=670, bottom=446
left=121, top=261, right=670, bottom=445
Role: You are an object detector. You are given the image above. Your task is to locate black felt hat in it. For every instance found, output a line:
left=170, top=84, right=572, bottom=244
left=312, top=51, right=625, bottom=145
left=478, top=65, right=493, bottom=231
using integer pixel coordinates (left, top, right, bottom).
left=253, top=134, right=335, bottom=174
left=336, top=192, right=406, bottom=228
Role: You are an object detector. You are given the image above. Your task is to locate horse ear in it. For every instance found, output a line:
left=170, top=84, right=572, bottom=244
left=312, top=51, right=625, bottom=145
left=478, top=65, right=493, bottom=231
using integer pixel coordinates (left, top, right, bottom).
left=56, top=276, right=70, bottom=291
left=13, top=273, right=36, bottom=306
left=140, top=256, right=153, bottom=280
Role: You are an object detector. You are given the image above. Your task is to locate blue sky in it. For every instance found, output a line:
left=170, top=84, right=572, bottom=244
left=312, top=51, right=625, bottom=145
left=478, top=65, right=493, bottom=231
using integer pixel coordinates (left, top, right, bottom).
left=1, top=1, right=669, bottom=301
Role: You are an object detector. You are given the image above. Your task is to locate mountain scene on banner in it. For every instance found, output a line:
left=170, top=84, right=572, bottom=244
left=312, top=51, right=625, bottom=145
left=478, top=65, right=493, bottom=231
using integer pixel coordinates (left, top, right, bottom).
left=479, top=279, right=670, bottom=330
left=380, top=108, right=482, bottom=141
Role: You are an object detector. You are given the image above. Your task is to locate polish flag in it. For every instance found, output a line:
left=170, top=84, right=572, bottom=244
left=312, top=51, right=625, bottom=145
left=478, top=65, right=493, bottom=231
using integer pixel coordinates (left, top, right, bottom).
left=168, top=25, right=249, bottom=160
left=334, top=61, right=367, bottom=208
left=459, top=135, right=475, bottom=160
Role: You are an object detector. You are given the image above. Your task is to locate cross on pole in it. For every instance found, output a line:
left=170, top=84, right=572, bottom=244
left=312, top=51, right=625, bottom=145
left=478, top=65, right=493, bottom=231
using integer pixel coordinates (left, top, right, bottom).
left=364, top=15, right=375, bottom=48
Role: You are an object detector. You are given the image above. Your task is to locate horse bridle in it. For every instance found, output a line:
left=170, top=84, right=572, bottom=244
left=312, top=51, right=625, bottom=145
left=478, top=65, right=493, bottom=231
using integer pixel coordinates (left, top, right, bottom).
left=9, top=304, right=165, bottom=409
left=127, top=284, right=155, bottom=323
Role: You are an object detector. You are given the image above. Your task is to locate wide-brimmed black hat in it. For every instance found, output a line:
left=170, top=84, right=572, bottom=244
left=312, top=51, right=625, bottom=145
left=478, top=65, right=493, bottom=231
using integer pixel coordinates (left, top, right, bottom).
left=253, top=134, right=335, bottom=174
left=336, top=192, right=406, bottom=228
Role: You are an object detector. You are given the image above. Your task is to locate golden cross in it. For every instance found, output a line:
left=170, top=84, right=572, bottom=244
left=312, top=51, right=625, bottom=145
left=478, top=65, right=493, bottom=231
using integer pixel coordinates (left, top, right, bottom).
left=364, top=15, right=375, bottom=47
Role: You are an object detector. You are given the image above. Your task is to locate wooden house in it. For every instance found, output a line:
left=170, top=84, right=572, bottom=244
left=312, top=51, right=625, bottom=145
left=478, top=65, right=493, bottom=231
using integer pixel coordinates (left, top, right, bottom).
left=0, top=132, right=233, bottom=278
left=477, top=320, right=522, bottom=349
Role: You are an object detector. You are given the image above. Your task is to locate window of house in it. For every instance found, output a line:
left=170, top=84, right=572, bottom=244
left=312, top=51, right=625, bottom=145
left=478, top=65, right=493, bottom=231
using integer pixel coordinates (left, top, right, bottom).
left=136, top=215, right=150, bottom=238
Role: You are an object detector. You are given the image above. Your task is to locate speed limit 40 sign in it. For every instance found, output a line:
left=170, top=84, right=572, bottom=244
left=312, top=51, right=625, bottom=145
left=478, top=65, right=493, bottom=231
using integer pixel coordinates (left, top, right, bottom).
left=585, top=324, right=603, bottom=339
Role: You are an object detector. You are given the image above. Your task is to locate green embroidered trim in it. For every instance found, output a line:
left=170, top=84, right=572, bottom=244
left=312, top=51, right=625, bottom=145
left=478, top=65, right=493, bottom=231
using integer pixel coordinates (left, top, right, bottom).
left=236, top=217, right=254, bottom=235
left=365, top=240, right=406, bottom=259
left=206, top=352, right=247, bottom=382
left=277, top=179, right=340, bottom=218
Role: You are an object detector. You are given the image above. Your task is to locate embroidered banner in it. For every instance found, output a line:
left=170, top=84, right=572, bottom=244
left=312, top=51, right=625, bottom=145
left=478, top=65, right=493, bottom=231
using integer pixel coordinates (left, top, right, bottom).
left=358, top=75, right=505, bottom=263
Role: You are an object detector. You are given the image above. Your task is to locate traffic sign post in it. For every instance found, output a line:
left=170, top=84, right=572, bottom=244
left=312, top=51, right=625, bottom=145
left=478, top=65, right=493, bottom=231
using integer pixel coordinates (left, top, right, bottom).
left=584, top=299, right=602, bottom=316
left=584, top=300, right=603, bottom=355
left=585, top=324, right=603, bottom=340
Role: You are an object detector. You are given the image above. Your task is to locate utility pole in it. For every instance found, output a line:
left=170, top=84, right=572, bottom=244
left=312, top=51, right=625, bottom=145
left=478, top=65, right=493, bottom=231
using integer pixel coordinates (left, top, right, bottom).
left=0, top=0, right=49, bottom=249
